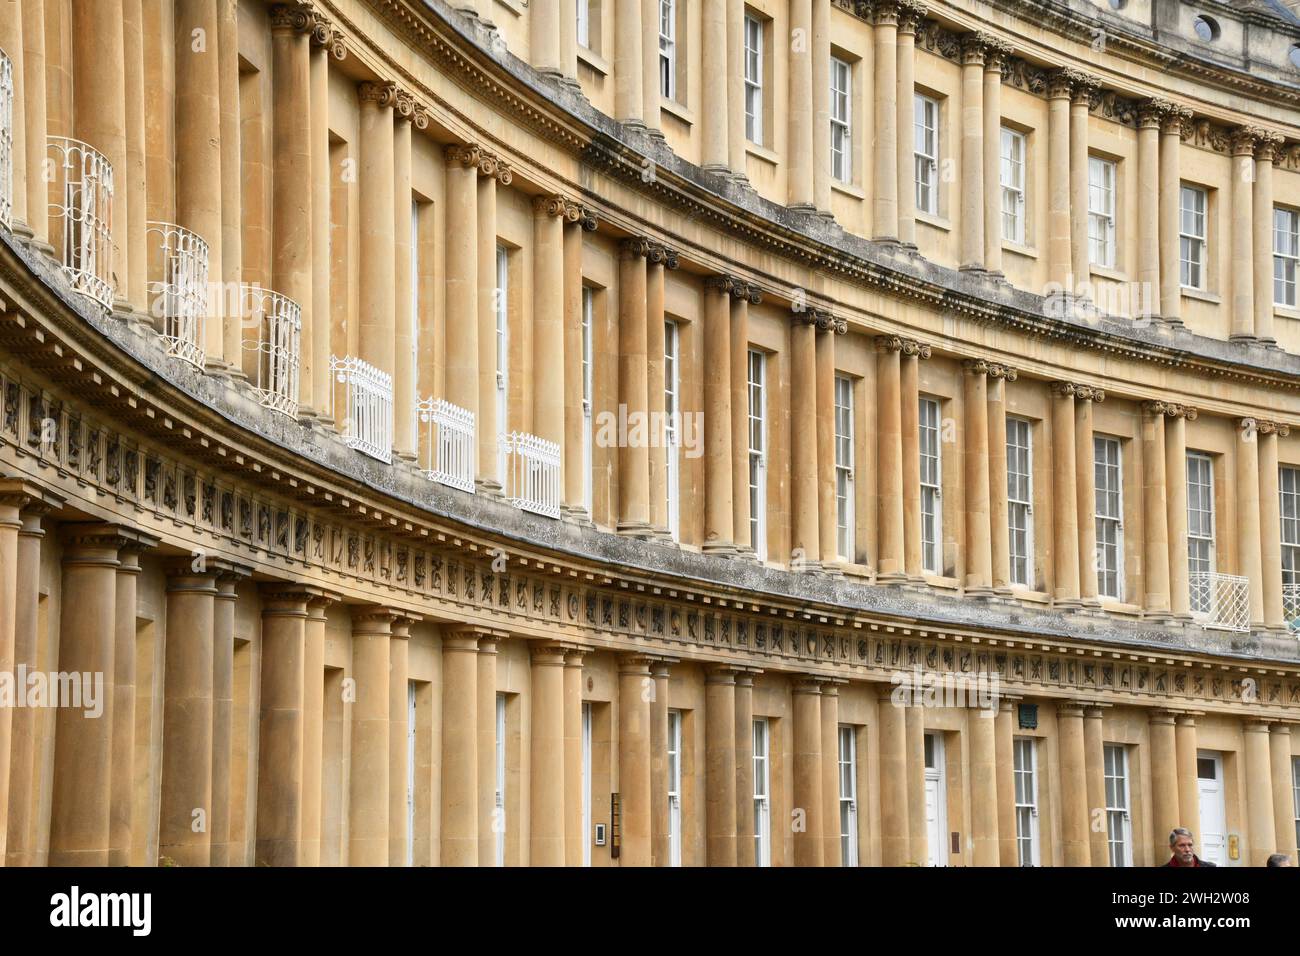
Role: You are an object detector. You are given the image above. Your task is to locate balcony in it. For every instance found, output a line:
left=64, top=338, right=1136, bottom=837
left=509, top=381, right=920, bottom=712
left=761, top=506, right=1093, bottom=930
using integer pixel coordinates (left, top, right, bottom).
left=329, top=355, right=393, bottom=463
left=1189, top=572, right=1250, bottom=633
left=417, top=397, right=475, bottom=492
left=146, top=221, right=209, bottom=370
left=1, top=46, right=12, bottom=232
left=239, top=284, right=301, bottom=419
left=500, top=431, right=561, bottom=519
left=1284, top=583, right=1300, bottom=634
left=48, top=136, right=115, bottom=311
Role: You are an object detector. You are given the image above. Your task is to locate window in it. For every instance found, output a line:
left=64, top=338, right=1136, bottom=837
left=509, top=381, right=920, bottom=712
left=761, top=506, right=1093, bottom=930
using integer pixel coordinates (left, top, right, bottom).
left=1293, top=757, right=1299, bottom=851
left=830, top=57, right=852, bottom=184
left=838, top=726, right=859, bottom=866
left=494, top=693, right=506, bottom=867
left=1275, top=207, right=1299, bottom=307
left=744, top=15, right=763, bottom=144
left=1007, top=418, right=1033, bottom=588
left=914, top=94, right=939, bottom=216
left=1013, top=737, right=1040, bottom=866
left=1282, top=466, right=1300, bottom=588
left=1187, top=452, right=1215, bottom=614
left=581, top=702, right=592, bottom=867
left=581, top=287, right=594, bottom=514
left=1193, top=15, right=1220, bottom=43
left=1095, top=436, right=1125, bottom=601
left=919, top=397, right=943, bottom=574
left=753, top=718, right=771, bottom=867
left=668, top=710, right=682, bottom=867
left=748, top=349, right=767, bottom=561
left=495, top=245, right=509, bottom=483
left=576, top=0, right=591, bottom=49
left=665, top=320, right=680, bottom=540
left=1180, top=185, right=1207, bottom=290
left=834, top=375, right=854, bottom=562
left=658, top=0, right=676, bottom=100
left=1000, top=127, right=1026, bottom=244
left=1104, top=744, right=1133, bottom=867
left=1088, top=157, right=1117, bottom=269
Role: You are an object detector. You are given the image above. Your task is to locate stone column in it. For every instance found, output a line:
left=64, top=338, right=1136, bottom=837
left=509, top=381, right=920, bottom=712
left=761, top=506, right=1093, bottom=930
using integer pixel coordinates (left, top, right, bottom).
left=348, top=608, right=393, bottom=866
left=392, top=100, right=416, bottom=457
left=614, top=0, right=644, bottom=127
left=811, top=0, right=832, bottom=214
left=788, top=0, right=814, bottom=210
left=1137, top=101, right=1164, bottom=317
left=531, top=0, right=562, bottom=76
left=109, top=538, right=156, bottom=869
left=875, top=337, right=905, bottom=582
left=896, top=4, right=921, bottom=246
left=987, top=367, right=1015, bottom=591
left=901, top=344, right=926, bottom=581
left=123, top=0, right=147, bottom=311
left=703, top=278, right=735, bottom=553
left=357, top=82, right=396, bottom=414
left=982, top=40, right=1010, bottom=274
left=308, top=30, right=333, bottom=417
left=445, top=144, right=481, bottom=477
left=1069, top=76, right=1094, bottom=291
left=441, top=630, right=481, bottom=866
left=299, top=592, right=332, bottom=868
left=650, top=659, right=672, bottom=866
left=733, top=671, right=755, bottom=867
left=215, top=0, right=243, bottom=361
left=1149, top=710, right=1180, bottom=862
left=563, top=650, right=587, bottom=866
left=958, top=34, right=986, bottom=272
left=1057, top=703, right=1089, bottom=866
left=0, top=2, right=27, bottom=236
left=559, top=0, right=577, bottom=83
left=618, top=239, right=651, bottom=535
left=969, top=704, right=999, bottom=866
left=1238, top=418, right=1265, bottom=629
left=388, top=614, right=416, bottom=865
left=1142, top=403, right=1172, bottom=617
left=1159, top=108, right=1192, bottom=326
left=1255, top=135, right=1284, bottom=344
left=904, top=702, right=926, bottom=865
left=816, top=319, right=841, bottom=567
left=726, top=0, right=746, bottom=176
left=701, top=0, right=729, bottom=172
left=20, top=0, right=49, bottom=246
left=1051, top=383, right=1080, bottom=606
left=534, top=198, right=568, bottom=460
left=1269, top=725, right=1297, bottom=863
left=1174, top=714, right=1199, bottom=834
left=994, top=698, right=1017, bottom=867
left=791, top=314, right=821, bottom=570
left=872, top=2, right=899, bottom=240
left=730, top=283, right=757, bottom=556
left=705, top=667, right=737, bottom=865
left=0, top=486, right=38, bottom=863
left=963, top=361, right=993, bottom=594
left=876, top=685, right=909, bottom=866
left=792, top=678, right=824, bottom=867
left=531, top=643, right=568, bottom=866
left=1075, top=387, right=1102, bottom=606
left=1046, top=70, right=1073, bottom=290
left=1259, top=424, right=1287, bottom=629
left=476, top=633, right=500, bottom=865
left=820, top=681, right=841, bottom=866
left=1166, top=408, right=1194, bottom=619
left=1229, top=128, right=1258, bottom=340
left=562, top=214, right=593, bottom=518
left=618, top=654, right=653, bottom=866
left=1083, top=705, right=1109, bottom=867
left=647, top=249, right=668, bottom=536
left=1243, top=721, right=1276, bottom=867
left=160, top=565, right=219, bottom=868
left=477, top=155, right=510, bottom=492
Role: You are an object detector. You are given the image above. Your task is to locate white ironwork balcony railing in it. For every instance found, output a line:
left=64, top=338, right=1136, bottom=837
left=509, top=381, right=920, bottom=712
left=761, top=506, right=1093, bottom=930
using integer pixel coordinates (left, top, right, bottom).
left=0, top=46, right=13, bottom=232
left=500, top=431, right=561, bottom=519
left=1284, top=583, right=1300, bottom=634
left=417, top=397, right=475, bottom=492
left=1189, top=571, right=1250, bottom=633
left=329, top=354, right=393, bottom=463
left=146, top=221, right=209, bottom=369
left=240, top=284, right=301, bottom=419
left=48, top=136, right=115, bottom=310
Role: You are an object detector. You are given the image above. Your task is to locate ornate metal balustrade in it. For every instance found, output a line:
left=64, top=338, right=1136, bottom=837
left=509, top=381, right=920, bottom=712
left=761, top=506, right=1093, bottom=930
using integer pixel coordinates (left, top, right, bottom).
left=329, top=355, right=393, bottom=463
left=500, top=431, right=561, bottom=519
left=1284, top=583, right=1300, bottom=634
left=240, top=284, right=301, bottom=419
left=48, top=137, right=114, bottom=310
left=0, top=46, right=12, bottom=232
left=1189, top=572, right=1251, bottom=633
left=146, top=221, right=209, bottom=370
left=417, top=397, right=475, bottom=492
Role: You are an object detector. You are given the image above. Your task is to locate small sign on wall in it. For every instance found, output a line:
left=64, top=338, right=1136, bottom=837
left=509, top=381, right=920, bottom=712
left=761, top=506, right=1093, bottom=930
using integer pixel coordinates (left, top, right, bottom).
left=1018, top=704, right=1038, bottom=730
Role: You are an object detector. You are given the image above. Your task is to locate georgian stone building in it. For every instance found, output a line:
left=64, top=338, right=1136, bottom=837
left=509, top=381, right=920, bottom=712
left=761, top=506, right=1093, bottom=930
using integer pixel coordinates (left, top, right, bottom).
left=0, top=0, right=1298, bottom=868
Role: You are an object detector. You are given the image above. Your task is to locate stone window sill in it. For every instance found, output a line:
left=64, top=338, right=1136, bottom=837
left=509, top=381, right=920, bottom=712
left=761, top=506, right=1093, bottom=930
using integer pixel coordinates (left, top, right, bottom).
left=832, top=180, right=866, bottom=201
left=916, top=211, right=951, bottom=232
left=1003, top=241, right=1038, bottom=260
left=577, top=46, right=609, bottom=76
left=745, top=142, right=780, bottom=167
left=660, top=97, right=694, bottom=127
left=494, top=0, right=525, bottom=17
left=1181, top=286, right=1221, bottom=305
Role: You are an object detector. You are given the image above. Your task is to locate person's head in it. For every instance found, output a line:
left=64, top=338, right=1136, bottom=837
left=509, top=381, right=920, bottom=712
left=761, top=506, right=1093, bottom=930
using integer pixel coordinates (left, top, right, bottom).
left=1169, top=828, right=1196, bottom=864
left=1266, top=853, right=1292, bottom=867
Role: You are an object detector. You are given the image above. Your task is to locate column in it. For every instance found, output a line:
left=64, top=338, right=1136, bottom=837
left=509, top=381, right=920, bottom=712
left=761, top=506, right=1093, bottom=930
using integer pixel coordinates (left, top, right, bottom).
left=1083, top=705, right=1109, bottom=867
left=388, top=614, right=416, bottom=865
left=875, top=338, right=905, bottom=582
left=159, top=565, right=219, bottom=867
left=726, top=0, right=746, bottom=177
left=1046, top=71, right=1073, bottom=290
left=811, top=0, right=832, bottom=214
left=968, top=704, right=999, bottom=866
left=1255, top=135, right=1284, bottom=344
left=1136, top=102, right=1164, bottom=317
left=791, top=314, right=821, bottom=569
left=1076, top=387, right=1102, bottom=606
left=730, top=283, right=757, bottom=556
left=792, top=678, right=823, bottom=866
left=820, top=681, right=841, bottom=866
left=872, top=2, right=899, bottom=240
left=618, top=239, right=651, bottom=535
left=988, top=368, right=1014, bottom=591
left=357, top=82, right=396, bottom=417
left=1269, top=725, right=1297, bottom=863
left=876, top=685, right=909, bottom=866
left=904, top=700, right=926, bottom=865
left=994, top=698, right=1017, bottom=867
left=1166, top=408, right=1194, bottom=618
left=705, top=668, right=737, bottom=865
left=901, top=343, right=926, bottom=580
left=0, top=485, right=31, bottom=863
left=647, top=250, right=668, bottom=535
left=1174, top=714, right=1199, bottom=835
left=1238, top=418, right=1265, bottom=629
left=703, top=278, right=735, bottom=553
left=733, top=671, right=755, bottom=867
left=788, top=0, right=814, bottom=210
left=959, top=34, right=986, bottom=272
left=560, top=0, right=577, bottom=83
left=1260, top=424, right=1287, bottom=629
left=393, top=102, right=416, bottom=457
left=217, top=0, right=241, bottom=363
left=1051, top=383, right=1080, bottom=606
left=477, top=634, right=500, bottom=865
left=618, top=655, right=652, bottom=866
left=123, top=0, right=147, bottom=312
left=1057, top=703, right=1089, bottom=866
left=348, top=608, right=393, bottom=866
left=1069, top=76, right=1094, bottom=291
left=563, top=650, right=588, bottom=866
left=532, top=643, right=568, bottom=866
left=110, top=539, right=156, bottom=868
left=21, top=0, right=49, bottom=246
left=1229, top=128, right=1258, bottom=339
left=299, top=591, right=332, bottom=868
left=1243, top=721, right=1277, bottom=867
left=650, top=660, right=672, bottom=866
left=309, top=34, right=333, bottom=417
left=0, top=1, right=27, bottom=236
left=1149, top=710, right=1180, bottom=862
left=446, top=144, right=481, bottom=476
left=640, top=0, right=661, bottom=137
left=896, top=4, right=920, bottom=246
left=1159, top=108, right=1191, bottom=325
left=254, top=585, right=315, bottom=866
left=1143, top=403, right=1172, bottom=617
left=562, top=216, right=592, bottom=518
left=477, top=156, right=509, bottom=491
left=531, top=0, right=562, bottom=76
left=963, top=361, right=993, bottom=594
left=701, top=0, right=729, bottom=172
left=614, top=0, right=644, bottom=127
left=441, top=630, right=481, bottom=866
left=534, top=198, right=568, bottom=460
left=816, top=319, right=841, bottom=567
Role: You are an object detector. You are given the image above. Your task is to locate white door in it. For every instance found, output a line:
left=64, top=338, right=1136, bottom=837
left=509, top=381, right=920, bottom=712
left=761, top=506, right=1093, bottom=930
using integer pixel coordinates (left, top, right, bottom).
left=581, top=702, right=592, bottom=867
left=1197, top=751, right=1227, bottom=866
left=924, top=733, right=947, bottom=866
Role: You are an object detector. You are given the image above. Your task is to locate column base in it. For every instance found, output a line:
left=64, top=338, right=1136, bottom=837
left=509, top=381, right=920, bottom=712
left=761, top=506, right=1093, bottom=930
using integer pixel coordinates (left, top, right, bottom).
left=819, top=560, right=845, bottom=577
left=475, top=477, right=504, bottom=497
left=963, top=584, right=997, bottom=600
left=701, top=541, right=737, bottom=557
left=733, top=547, right=760, bottom=563
left=874, top=569, right=910, bottom=586
left=793, top=558, right=824, bottom=574
left=1053, top=597, right=1085, bottom=611
left=1143, top=609, right=1175, bottom=624
left=959, top=263, right=988, bottom=275
left=560, top=504, right=595, bottom=527
left=616, top=520, right=655, bottom=539
left=1228, top=334, right=1258, bottom=343
left=649, top=527, right=675, bottom=543
left=702, top=163, right=732, bottom=177
left=789, top=202, right=818, bottom=214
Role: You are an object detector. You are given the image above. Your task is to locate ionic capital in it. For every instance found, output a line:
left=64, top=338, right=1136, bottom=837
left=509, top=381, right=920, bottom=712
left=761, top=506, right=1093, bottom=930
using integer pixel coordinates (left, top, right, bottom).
left=270, top=3, right=316, bottom=34
left=874, top=335, right=931, bottom=358
left=1252, top=418, right=1291, bottom=437
left=647, top=243, right=680, bottom=269
left=987, top=362, right=1017, bottom=382
left=706, top=275, right=761, bottom=302
left=621, top=236, right=654, bottom=260
left=534, top=194, right=570, bottom=218
left=1143, top=400, right=1197, bottom=420
left=445, top=142, right=483, bottom=169
left=358, top=80, right=398, bottom=109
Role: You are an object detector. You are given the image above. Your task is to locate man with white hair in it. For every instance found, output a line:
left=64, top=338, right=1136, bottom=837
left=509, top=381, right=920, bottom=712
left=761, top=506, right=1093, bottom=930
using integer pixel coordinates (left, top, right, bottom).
left=1162, top=827, right=1216, bottom=867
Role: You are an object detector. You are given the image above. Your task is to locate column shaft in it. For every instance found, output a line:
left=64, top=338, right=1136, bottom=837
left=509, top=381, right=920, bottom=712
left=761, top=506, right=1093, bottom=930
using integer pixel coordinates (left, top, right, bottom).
left=533, top=199, right=567, bottom=458
left=531, top=0, right=562, bottom=75
left=788, top=0, right=814, bottom=209
left=876, top=343, right=904, bottom=580
left=0, top=2, right=27, bottom=233
left=1046, top=82, right=1071, bottom=289
left=298, top=594, right=327, bottom=868
left=726, top=0, right=746, bottom=175
left=1243, top=721, right=1276, bottom=867
left=1229, top=134, right=1256, bottom=339
left=820, top=684, right=841, bottom=866
left=1159, top=114, right=1185, bottom=324
left=988, top=377, right=1011, bottom=590
left=1051, top=386, right=1080, bottom=604
left=617, top=243, right=650, bottom=533
left=650, top=661, right=671, bottom=866
left=357, top=84, right=395, bottom=396
left=730, top=293, right=752, bottom=553
left=896, top=13, right=917, bottom=245
left=994, top=700, right=1017, bottom=867
left=1076, top=395, right=1099, bottom=604
left=963, top=364, right=992, bottom=592
left=348, top=610, right=392, bottom=866
left=816, top=328, right=838, bottom=565
left=441, top=632, right=480, bottom=865
left=217, top=0, right=242, bottom=362
left=793, top=681, right=824, bottom=866
left=1137, top=113, right=1161, bottom=316
left=21, top=0, right=48, bottom=244
left=1143, top=408, right=1171, bottom=615
left=703, top=282, right=734, bottom=552
left=1084, top=707, right=1109, bottom=867
left=562, top=223, right=587, bottom=514
left=811, top=0, right=831, bottom=213
left=123, top=0, right=147, bottom=310
left=791, top=320, right=820, bottom=566
left=1057, top=704, right=1089, bottom=866
left=701, top=0, right=728, bottom=170
left=969, top=706, right=999, bottom=866
left=532, top=644, right=568, bottom=865
left=647, top=257, right=668, bottom=535
left=477, top=635, right=499, bottom=864
left=563, top=652, right=586, bottom=866
left=876, top=688, right=909, bottom=865
left=1166, top=414, right=1190, bottom=617
left=1238, top=421, right=1264, bottom=627
left=388, top=619, right=411, bottom=865
left=309, top=43, right=332, bottom=416
left=1269, top=726, right=1297, bottom=863
left=614, top=0, right=643, bottom=125
left=959, top=42, right=985, bottom=271
left=617, top=656, right=652, bottom=866
left=872, top=9, right=898, bottom=240
left=1260, top=431, right=1284, bottom=628
left=1069, top=88, right=1090, bottom=288
left=734, top=672, right=755, bottom=867
left=1174, top=715, right=1199, bottom=838
left=1255, top=141, right=1280, bottom=343
left=1149, top=712, right=1180, bottom=863
left=446, top=146, right=481, bottom=476
left=705, top=670, right=737, bottom=865
left=905, top=703, right=926, bottom=865
left=108, top=547, right=143, bottom=867
left=901, top=352, right=922, bottom=579
left=982, top=51, right=1004, bottom=274
left=393, top=117, right=415, bottom=456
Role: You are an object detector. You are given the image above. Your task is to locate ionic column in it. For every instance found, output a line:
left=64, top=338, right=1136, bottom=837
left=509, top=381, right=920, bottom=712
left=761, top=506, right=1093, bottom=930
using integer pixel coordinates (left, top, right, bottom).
left=959, top=34, right=987, bottom=272
left=1046, top=71, right=1073, bottom=290
left=533, top=197, right=568, bottom=459
left=734, top=670, right=755, bottom=867
left=1083, top=705, right=1109, bottom=867
left=703, top=278, right=735, bottom=553
left=614, top=0, right=644, bottom=127
left=1259, top=424, right=1288, bottom=629
left=441, top=630, right=481, bottom=866
left=726, top=0, right=746, bottom=176
left=994, top=698, right=1017, bottom=867
left=705, top=668, right=737, bottom=865
left=618, top=239, right=651, bottom=536
left=876, top=685, right=909, bottom=866
left=348, top=608, right=393, bottom=867
left=392, top=98, right=417, bottom=458
left=987, top=366, right=1016, bottom=591
left=904, top=701, right=926, bottom=865
left=963, top=361, right=993, bottom=595
left=646, top=245, right=676, bottom=537
left=1269, top=725, right=1297, bottom=864
left=650, top=659, right=672, bottom=866
left=1076, top=387, right=1103, bottom=606
left=816, top=318, right=842, bottom=567
left=875, top=337, right=905, bottom=582
left=901, top=342, right=928, bottom=581
left=388, top=614, right=417, bottom=866
left=446, top=144, right=482, bottom=477
left=820, top=681, right=842, bottom=866
left=560, top=0, right=577, bottom=83
left=1229, top=128, right=1258, bottom=340
left=1069, top=76, right=1095, bottom=291
left=792, top=678, right=824, bottom=867
left=308, top=31, right=334, bottom=418
left=968, top=703, right=999, bottom=866
left=1148, top=710, right=1180, bottom=862
left=532, top=643, right=569, bottom=866
left=123, top=0, right=147, bottom=312
left=218, top=0, right=243, bottom=364
left=1174, top=714, right=1199, bottom=833
left=896, top=3, right=921, bottom=246
left=1166, top=407, right=1195, bottom=619
left=1057, top=702, right=1089, bottom=866
left=618, top=654, right=652, bottom=866
left=0, top=485, right=37, bottom=863
left=299, top=591, right=332, bottom=869
left=1243, top=720, right=1277, bottom=867
left=477, top=634, right=500, bottom=865
left=730, top=282, right=759, bottom=556
left=562, top=213, right=595, bottom=518
left=640, top=0, right=662, bottom=137
left=1051, top=383, right=1081, bottom=606
left=357, top=82, right=396, bottom=423
left=112, top=538, right=157, bottom=867
left=811, top=0, right=832, bottom=214
left=208, top=563, right=247, bottom=868
left=1159, top=108, right=1192, bottom=326
left=872, top=2, right=899, bottom=240
left=1142, top=403, right=1172, bottom=617
left=563, top=650, right=588, bottom=866
left=1137, top=101, right=1165, bottom=317
left=791, top=313, right=821, bottom=570
left=531, top=0, right=562, bottom=76
left=788, top=0, right=815, bottom=210
left=0, top=2, right=28, bottom=236
left=20, top=0, right=49, bottom=245
left=1255, top=135, right=1284, bottom=344
left=982, top=40, right=1011, bottom=275
left=476, top=154, right=511, bottom=492
left=1238, top=418, right=1265, bottom=629
left=701, top=0, right=729, bottom=172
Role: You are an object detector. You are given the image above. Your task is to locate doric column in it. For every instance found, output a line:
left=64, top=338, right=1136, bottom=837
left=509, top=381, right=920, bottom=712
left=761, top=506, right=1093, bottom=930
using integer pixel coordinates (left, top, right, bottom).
left=348, top=608, right=394, bottom=866
left=618, top=654, right=653, bottom=866
left=392, top=96, right=417, bottom=457
left=896, top=3, right=923, bottom=246
left=308, top=30, right=335, bottom=418
left=531, top=0, right=562, bottom=76
left=0, top=1, right=28, bottom=235
left=733, top=670, right=755, bottom=867
left=811, top=0, right=832, bottom=214
left=1142, top=403, right=1172, bottom=617
left=959, top=34, right=987, bottom=272
left=904, top=701, right=926, bottom=865
left=816, top=316, right=844, bottom=567
left=1159, top=107, right=1192, bottom=325
left=441, top=629, right=481, bottom=866
left=357, top=82, right=397, bottom=426
left=614, top=0, right=644, bottom=127
left=650, top=659, right=672, bottom=866
left=1057, top=702, right=1089, bottom=866
left=703, top=278, right=735, bottom=553
left=1075, top=386, right=1104, bottom=606
left=476, top=153, right=511, bottom=492
left=982, top=39, right=1012, bottom=275
left=113, top=537, right=157, bottom=868
left=1269, top=725, right=1297, bottom=863
left=1243, top=721, right=1277, bottom=867
left=1259, top=423, right=1288, bottom=629
left=730, top=281, right=761, bottom=556
left=792, top=312, right=821, bottom=570
left=1229, top=127, right=1259, bottom=340
left=726, top=0, right=746, bottom=176
left=299, top=591, right=333, bottom=868
left=1046, top=71, right=1074, bottom=290
left=820, top=681, right=842, bottom=866
left=875, top=337, right=905, bottom=582
left=446, top=144, right=481, bottom=475
left=1255, top=135, right=1285, bottom=344
left=20, top=0, right=49, bottom=246
left=987, top=366, right=1016, bottom=591
left=968, top=704, right=999, bottom=866
left=792, top=678, right=824, bottom=867
left=705, top=667, right=737, bottom=865
left=532, top=643, right=569, bottom=866
left=1238, top=418, right=1265, bottom=629
left=1137, top=100, right=1165, bottom=317
left=618, top=238, right=651, bottom=535
left=872, top=1, right=899, bottom=240
left=476, top=633, right=500, bottom=865
left=701, top=0, right=729, bottom=172
left=1174, top=713, right=1199, bottom=833
left=1148, top=710, right=1180, bottom=862
left=533, top=197, right=568, bottom=456
left=1069, top=74, right=1096, bottom=290
left=1051, top=383, right=1080, bottom=605
left=963, top=360, right=993, bottom=594
left=388, top=613, right=417, bottom=865
left=563, top=649, right=588, bottom=866
left=1083, top=705, right=1109, bottom=867
left=562, top=211, right=597, bottom=518
left=217, top=0, right=242, bottom=362
left=1165, top=406, right=1196, bottom=619
left=994, top=698, right=1017, bottom=867
left=788, top=0, right=815, bottom=210
left=876, top=685, right=909, bottom=866
left=901, top=341, right=928, bottom=580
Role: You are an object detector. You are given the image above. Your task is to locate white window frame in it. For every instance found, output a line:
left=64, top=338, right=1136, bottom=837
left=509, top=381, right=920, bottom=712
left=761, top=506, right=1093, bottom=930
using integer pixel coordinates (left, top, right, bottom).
left=495, top=244, right=509, bottom=484
left=581, top=701, right=592, bottom=867
left=914, top=94, right=939, bottom=216
left=1013, top=736, right=1041, bottom=866
left=664, top=319, right=681, bottom=541
left=658, top=0, right=676, bottom=101
left=1180, top=184, right=1207, bottom=290
left=919, top=397, right=943, bottom=575
left=1281, top=465, right=1300, bottom=588
left=1293, top=756, right=1300, bottom=853
left=494, top=692, right=506, bottom=867
left=748, top=349, right=767, bottom=562
left=1000, top=127, right=1026, bottom=245
left=830, top=57, right=852, bottom=184
left=1187, top=452, right=1215, bottom=615
left=753, top=717, right=771, bottom=867
left=1094, top=435, right=1125, bottom=601
left=744, top=14, right=763, bottom=145
left=576, top=0, right=591, bottom=50
left=407, top=680, right=416, bottom=867
left=1087, top=156, right=1117, bottom=269
left=834, top=374, right=855, bottom=562
left=667, top=709, right=683, bottom=867
left=838, top=725, right=859, bottom=867
left=1275, top=206, right=1299, bottom=308
left=1104, top=743, right=1133, bottom=868
left=581, top=287, right=594, bottom=515
left=1006, top=417, right=1034, bottom=589
left=923, top=732, right=947, bottom=867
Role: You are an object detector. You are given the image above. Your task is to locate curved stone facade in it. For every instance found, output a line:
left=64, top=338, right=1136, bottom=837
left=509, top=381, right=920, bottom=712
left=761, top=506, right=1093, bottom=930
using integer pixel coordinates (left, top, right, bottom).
left=0, top=0, right=1298, bottom=867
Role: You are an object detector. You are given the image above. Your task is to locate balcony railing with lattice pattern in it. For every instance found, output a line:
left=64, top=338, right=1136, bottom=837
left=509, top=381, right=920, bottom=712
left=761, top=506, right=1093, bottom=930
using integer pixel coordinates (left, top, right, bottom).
left=146, top=221, right=209, bottom=369
left=418, top=397, right=475, bottom=492
left=240, top=285, right=301, bottom=419
left=329, top=355, right=393, bottom=463
left=48, top=137, right=114, bottom=310
left=0, top=46, right=13, bottom=232
left=1189, top=572, right=1250, bottom=633
left=500, top=431, right=560, bottom=519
